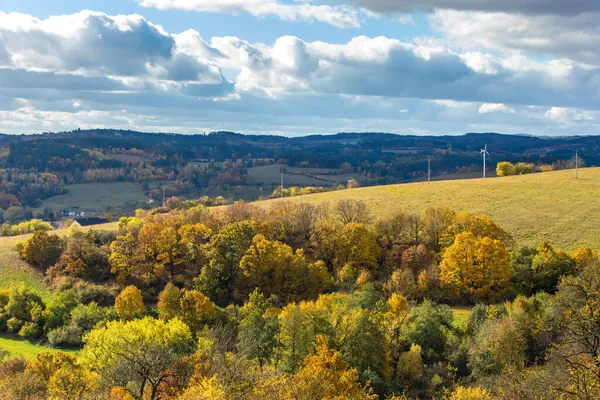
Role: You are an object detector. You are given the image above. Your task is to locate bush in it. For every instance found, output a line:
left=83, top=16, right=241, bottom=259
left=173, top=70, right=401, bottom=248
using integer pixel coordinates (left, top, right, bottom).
left=0, top=357, right=28, bottom=380
left=18, top=322, right=41, bottom=339
left=75, top=282, right=118, bottom=307
left=6, top=318, right=24, bottom=334
left=496, top=161, right=516, bottom=177
left=47, top=324, right=84, bottom=347
left=70, top=302, right=113, bottom=332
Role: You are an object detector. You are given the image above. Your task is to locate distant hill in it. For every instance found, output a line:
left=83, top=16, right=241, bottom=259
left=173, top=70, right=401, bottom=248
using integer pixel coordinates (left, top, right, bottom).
left=1, top=129, right=599, bottom=223
left=258, top=168, right=600, bottom=251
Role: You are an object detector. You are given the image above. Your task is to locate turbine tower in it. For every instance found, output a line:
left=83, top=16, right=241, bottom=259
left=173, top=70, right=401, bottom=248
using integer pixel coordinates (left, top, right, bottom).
left=481, top=145, right=490, bottom=178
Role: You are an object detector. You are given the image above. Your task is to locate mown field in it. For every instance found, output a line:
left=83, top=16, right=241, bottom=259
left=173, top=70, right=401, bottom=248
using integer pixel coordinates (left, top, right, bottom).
left=38, top=182, right=147, bottom=211
left=0, top=334, right=78, bottom=359
left=0, top=222, right=117, bottom=299
left=260, top=168, right=600, bottom=251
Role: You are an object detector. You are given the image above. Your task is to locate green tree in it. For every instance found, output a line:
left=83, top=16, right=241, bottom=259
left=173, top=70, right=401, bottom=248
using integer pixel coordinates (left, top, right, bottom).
left=196, top=221, right=256, bottom=306
left=238, top=289, right=279, bottom=366
left=515, top=162, right=535, bottom=175
left=532, top=241, right=576, bottom=294
left=277, top=301, right=331, bottom=373
left=80, top=317, right=195, bottom=400
left=405, top=300, right=454, bottom=363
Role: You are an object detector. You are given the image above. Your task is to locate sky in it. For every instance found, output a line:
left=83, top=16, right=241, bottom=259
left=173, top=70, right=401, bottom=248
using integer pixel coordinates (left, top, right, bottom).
left=0, top=0, right=599, bottom=136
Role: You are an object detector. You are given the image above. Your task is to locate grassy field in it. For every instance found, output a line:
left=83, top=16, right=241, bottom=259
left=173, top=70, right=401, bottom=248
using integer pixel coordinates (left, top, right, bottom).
left=0, top=334, right=78, bottom=359
left=248, top=164, right=362, bottom=187
left=0, top=222, right=118, bottom=300
left=39, top=182, right=147, bottom=211
left=259, top=168, right=600, bottom=251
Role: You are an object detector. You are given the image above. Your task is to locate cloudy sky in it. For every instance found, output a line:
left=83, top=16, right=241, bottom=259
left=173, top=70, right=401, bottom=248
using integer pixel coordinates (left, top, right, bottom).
left=0, top=0, right=599, bottom=136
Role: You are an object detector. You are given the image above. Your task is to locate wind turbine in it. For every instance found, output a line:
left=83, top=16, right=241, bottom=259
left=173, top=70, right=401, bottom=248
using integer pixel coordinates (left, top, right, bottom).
left=481, top=145, right=490, bottom=178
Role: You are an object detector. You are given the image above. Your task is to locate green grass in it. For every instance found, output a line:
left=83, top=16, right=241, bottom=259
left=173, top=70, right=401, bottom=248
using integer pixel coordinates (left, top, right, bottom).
left=259, top=168, right=600, bottom=251
left=0, top=234, right=52, bottom=300
left=39, top=182, right=147, bottom=211
left=0, top=334, right=78, bottom=359
left=0, top=222, right=118, bottom=300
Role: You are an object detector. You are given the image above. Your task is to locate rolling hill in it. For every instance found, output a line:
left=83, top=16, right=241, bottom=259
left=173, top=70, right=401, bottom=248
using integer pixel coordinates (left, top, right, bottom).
left=260, top=168, right=600, bottom=251
left=0, top=222, right=118, bottom=298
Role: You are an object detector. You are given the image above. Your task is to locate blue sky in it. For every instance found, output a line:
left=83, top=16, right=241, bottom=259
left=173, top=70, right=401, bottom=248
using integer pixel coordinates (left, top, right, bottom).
left=0, top=0, right=599, bottom=136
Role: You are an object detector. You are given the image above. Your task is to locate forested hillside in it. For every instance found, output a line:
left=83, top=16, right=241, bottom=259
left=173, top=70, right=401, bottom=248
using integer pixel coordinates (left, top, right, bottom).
left=0, top=130, right=596, bottom=223
left=0, top=178, right=598, bottom=398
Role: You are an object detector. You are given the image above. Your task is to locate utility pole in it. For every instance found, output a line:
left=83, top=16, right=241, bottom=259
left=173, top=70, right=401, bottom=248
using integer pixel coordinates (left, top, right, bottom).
left=576, top=150, right=579, bottom=179
left=280, top=168, right=284, bottom=198
left=427, top=156, right=431, bottom=183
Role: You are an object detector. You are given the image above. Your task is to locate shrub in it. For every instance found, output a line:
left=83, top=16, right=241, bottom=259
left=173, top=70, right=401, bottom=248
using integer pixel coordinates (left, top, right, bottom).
left=47, top=325, right=85, bottom=347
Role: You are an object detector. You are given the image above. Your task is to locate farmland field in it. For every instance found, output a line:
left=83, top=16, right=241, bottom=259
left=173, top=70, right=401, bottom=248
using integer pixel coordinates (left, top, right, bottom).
left=38, top=182, right=147, bottom=211
left=248, top=164, right=362, bottom=186
left=259, top=168, right=600, bottom=251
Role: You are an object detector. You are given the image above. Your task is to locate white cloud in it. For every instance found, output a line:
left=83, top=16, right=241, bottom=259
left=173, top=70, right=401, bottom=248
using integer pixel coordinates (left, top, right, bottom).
left=332, top=0, right=600, bottom=16
left=430, top=10, right=600, bottom=65
left=479, top=103, right=514, bottom=114
left=1, top=10, right=600, bottom=136
left=139, top=0, right=362, bottom=28
left=545, top=106, right=594, bottom=123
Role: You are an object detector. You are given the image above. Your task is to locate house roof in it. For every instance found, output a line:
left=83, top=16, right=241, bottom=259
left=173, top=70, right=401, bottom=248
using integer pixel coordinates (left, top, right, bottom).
left=73, top=217, right=109, bottom=227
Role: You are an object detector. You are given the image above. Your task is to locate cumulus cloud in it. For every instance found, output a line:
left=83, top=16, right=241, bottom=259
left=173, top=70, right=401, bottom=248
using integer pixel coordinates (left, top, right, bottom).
left=479, top=103, right=514, bottom=114
left=210, top=34, right=600, bottom=109
left=0, top=11, right=232, bottom=86
left=329, top=0, right=599, bottom=16
left=545, top=106, right=594, bottom=123
left=431, top=10, right=600, bottom=65
left=1, top=10, right=600, bottom=135
left=0, top=11, right=176, bottom=76
left=139, top=0, right=362, bottom=28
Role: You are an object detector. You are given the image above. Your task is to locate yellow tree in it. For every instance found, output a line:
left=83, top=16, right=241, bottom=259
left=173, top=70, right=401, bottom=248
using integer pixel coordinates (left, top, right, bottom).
left=240, top=235, right=330, bottom=303
left=442, top=212, right=511, bottom=248
left=496, top=161, right=516, bottom=177
left=115, top=286, right=145, bottom=321
left=440, top=232, right=511, bottom=302
left=179, top=290, right=216, bottom=336
left=447, top=386, right=495, bottom=400
left=335, top=223, right=380, bottom=278
left=291, top=336, right=376, bottom=400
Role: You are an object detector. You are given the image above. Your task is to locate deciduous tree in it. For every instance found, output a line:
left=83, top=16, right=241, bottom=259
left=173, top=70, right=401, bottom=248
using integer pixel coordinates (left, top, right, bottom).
left=114, top=286, right=145, bottom=321
left=440, top=232, right=512, bottom=302
left=80, top=317, right=195, bottom=400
